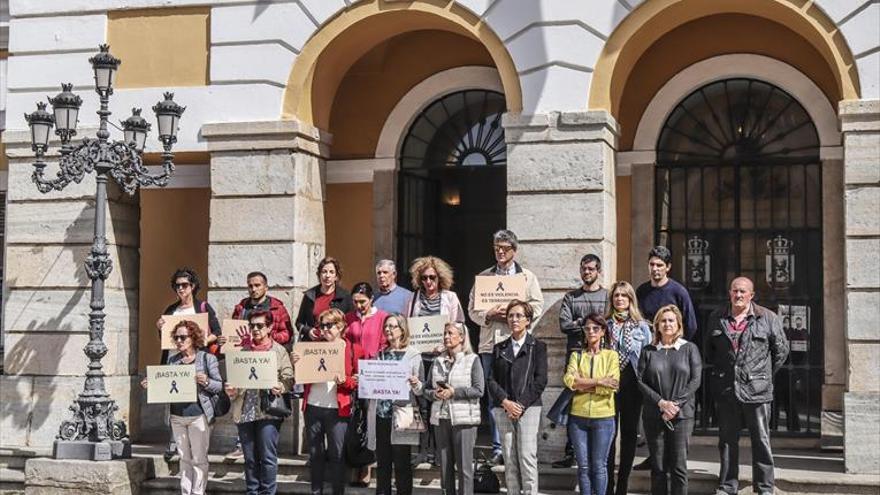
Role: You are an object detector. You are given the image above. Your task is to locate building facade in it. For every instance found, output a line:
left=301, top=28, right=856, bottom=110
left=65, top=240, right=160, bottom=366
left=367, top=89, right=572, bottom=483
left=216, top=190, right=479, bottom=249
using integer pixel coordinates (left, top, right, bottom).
left=0, top=0, right=877, bottom=474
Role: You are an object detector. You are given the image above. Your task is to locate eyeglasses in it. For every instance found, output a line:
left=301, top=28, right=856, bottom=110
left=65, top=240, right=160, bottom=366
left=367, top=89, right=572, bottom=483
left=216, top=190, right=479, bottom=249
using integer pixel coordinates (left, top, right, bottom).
left=248, top=322, right=267, bottom=330
left=493, top=244, right=514, bottom=253
left=507, top=313, right=527, bottom=320
left=174, top=282, right=191, bottom=290
left=172, top=335, right=189, bottom=342
left=420, top=274, right=438, bottom=282
left=319, top=322, right=336, bottom=330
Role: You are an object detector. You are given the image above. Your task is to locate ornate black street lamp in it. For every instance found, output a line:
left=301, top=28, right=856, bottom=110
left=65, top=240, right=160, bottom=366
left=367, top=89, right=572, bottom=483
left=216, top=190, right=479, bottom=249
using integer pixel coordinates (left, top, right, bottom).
left=24, top=44, right=185, bottom=461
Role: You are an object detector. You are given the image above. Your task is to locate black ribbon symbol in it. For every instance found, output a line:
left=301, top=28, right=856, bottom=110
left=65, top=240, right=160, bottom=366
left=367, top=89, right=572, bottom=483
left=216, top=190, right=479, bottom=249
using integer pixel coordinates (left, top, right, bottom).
left=169, top=380, right=179, bottom=394
left=248, top=367, right=258, bottom=380
left=423, top=323, right=431, bottom=333
left=496, top=281, right=505, bottom=291
left=318, top=358, right=327, bottom=372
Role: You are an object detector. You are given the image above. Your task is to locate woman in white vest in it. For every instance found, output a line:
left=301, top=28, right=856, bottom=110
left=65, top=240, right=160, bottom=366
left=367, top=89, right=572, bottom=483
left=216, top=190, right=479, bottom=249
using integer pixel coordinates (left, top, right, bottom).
left=420, top=322, right=484, bottom=495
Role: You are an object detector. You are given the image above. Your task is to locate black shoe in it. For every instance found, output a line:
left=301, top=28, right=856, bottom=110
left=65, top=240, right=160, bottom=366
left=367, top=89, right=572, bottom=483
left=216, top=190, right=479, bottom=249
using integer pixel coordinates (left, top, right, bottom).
left=163, top=449, right=176, bottom=463
left=551, top=455, right=575, bottom=468
left=488, top=451, right=504, bottom=466
left=633, top=457, right=652, bottom=471
left=411, top=452, right=428, bottom=467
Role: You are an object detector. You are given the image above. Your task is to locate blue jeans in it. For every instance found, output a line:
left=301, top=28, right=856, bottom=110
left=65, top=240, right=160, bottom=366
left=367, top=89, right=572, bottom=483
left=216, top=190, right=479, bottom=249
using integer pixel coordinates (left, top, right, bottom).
left=480, top=352, right=502, bottom=453
left=238, top=419, right=282, bottom=495
left=568, top=416, right=615, bottom=495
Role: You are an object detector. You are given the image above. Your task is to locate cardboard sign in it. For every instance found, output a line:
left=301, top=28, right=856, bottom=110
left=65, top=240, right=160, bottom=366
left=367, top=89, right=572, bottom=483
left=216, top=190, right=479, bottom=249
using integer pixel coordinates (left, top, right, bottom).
left=407, top=315, right=447, bottom=353
left=472, top=275, right=528, bottom=311
left=221, top=319, right=249, bottom=354
left=160, top=313, right=210, bottom=350
left=146, top=364, right=197, bottom=403
left=358, top=359, right=410, bottom=400
left=225, top=351, right=278, bottom=389
left=292, top=340, right=346, bottom=384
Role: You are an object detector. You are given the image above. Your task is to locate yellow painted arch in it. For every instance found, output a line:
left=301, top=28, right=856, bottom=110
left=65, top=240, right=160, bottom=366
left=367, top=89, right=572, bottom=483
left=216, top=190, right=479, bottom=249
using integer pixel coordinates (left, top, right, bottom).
left=282, top=0, right=522, bottom=129
left=588, top=0, right=861, bottom=116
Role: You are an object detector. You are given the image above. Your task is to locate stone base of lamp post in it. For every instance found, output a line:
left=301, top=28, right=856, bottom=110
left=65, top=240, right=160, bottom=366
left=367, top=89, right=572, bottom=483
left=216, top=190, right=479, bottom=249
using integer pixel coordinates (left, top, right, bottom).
left=53, top=439, right=131, bottom=461
left=24, top=457, right=149, bottom=495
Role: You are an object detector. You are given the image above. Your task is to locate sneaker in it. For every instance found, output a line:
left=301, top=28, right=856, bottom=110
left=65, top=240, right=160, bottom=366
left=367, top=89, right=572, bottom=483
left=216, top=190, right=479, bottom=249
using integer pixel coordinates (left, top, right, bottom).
left=633, top=457, right=652, bottom=471
left=225, top=446, right=244, bottom=459
left=551, top=454, right=575, bottom=468
left=488, top=451, right=504, bottom=466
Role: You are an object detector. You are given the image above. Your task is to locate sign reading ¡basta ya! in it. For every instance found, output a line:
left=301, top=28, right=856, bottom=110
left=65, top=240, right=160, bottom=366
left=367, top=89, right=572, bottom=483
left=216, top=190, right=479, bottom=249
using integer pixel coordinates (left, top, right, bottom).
left=146, top=364, right=197, bottom=404
left=292, top=340, right=346, bottom=384
left=225, top=351, right=278, bottom=389
left=472, top=274, right=527, bottom=311
left=407, top=315, right=447, bottom=353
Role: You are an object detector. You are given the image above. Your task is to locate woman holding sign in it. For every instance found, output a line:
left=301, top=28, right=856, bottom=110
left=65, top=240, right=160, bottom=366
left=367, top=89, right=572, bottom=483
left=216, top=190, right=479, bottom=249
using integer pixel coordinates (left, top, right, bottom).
left=141, top=320, right=222, bottom=495
left=366, top=315, right=424, bottom=495
left=421, top=322, right=484, bottom=495
left=292, top=308, right=363, bottom=495
left=225, top=310, right=294, bottom=495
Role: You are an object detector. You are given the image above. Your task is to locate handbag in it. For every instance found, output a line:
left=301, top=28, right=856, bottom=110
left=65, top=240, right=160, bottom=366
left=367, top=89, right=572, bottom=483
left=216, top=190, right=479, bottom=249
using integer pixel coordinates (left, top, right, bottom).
left=392, top=403, right=427, bottom=433
left=473, top=454, right=501, bottom=493
left=199, top=351, right=230, bottom=420
left=344, top=397, right=375, bottom=467
left=260, top=390, right=292, bottom=418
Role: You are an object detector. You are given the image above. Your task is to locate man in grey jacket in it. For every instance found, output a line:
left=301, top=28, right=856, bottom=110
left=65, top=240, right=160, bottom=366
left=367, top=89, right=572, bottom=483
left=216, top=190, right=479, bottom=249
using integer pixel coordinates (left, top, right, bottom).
left=705, top=277, right=789, bottom=495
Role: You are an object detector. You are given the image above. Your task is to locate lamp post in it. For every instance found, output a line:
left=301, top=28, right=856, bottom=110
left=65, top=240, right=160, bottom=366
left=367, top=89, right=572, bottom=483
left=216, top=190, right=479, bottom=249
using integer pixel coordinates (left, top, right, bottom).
left=24, top=44, right=185, bottom=461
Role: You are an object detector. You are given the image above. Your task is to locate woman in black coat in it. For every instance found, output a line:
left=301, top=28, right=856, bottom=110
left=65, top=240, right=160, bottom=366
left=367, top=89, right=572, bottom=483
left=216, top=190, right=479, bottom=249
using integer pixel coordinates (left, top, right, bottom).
left=295, top=257, right=353, bottom=341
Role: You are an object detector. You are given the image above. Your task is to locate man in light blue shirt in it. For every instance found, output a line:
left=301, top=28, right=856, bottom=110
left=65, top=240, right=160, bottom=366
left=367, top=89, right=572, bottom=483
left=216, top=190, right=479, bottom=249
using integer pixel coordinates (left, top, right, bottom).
left=373, top=259, right=413, bottom=315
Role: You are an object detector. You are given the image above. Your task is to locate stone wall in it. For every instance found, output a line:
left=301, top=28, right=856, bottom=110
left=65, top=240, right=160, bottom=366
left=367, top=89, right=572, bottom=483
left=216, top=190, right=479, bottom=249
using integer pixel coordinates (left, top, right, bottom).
left=1, top=130, right=140, bottom=448
left=503, top=110, right=618, bottom=462
left=840, top=99, right=880, bottom=474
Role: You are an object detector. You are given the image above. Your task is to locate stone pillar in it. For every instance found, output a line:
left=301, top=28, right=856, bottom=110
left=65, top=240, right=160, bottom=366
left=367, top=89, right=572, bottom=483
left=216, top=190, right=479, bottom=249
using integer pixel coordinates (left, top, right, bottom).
left=629, top=159, right=655, bottom=287
left=1, top=130, right=140, bottom=448
left=201, top=120, right=329, bottom=454
left=840, top=100, right=880, bottom=474
left=503, top=111, right=618, bottom=462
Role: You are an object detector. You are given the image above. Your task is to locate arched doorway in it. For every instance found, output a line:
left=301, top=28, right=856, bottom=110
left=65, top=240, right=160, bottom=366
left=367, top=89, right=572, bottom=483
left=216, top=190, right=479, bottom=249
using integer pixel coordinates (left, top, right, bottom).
left=397, top=89, right=507, bottom=306
left=656, top=78, right=823, bottom=436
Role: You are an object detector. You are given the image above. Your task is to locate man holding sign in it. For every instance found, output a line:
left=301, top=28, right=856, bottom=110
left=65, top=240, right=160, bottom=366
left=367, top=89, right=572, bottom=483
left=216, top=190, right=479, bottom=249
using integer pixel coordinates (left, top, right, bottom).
left=467, top=229, right=544, bottom=466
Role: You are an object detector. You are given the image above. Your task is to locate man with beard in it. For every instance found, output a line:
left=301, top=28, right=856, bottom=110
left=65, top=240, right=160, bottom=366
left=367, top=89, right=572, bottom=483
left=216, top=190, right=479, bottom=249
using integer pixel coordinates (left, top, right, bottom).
left=552, top=254, right=608, bottom=468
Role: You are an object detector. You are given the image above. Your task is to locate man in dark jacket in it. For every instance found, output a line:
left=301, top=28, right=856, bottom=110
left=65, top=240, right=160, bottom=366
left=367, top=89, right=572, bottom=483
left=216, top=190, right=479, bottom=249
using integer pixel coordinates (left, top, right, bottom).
left=231, top=271, right=293, bottom=348
left=705, top=277, right=789, bottom=495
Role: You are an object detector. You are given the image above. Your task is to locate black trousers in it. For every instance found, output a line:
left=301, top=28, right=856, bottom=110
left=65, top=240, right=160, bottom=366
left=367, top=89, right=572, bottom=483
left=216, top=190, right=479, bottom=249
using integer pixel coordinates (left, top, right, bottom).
left=644, top=416, right=693, bottom=495
left=375, top=416, right=413, bottom=495
left=716, top=399, right=775, bottom=495
left=606, top=365, right=642, bottom=495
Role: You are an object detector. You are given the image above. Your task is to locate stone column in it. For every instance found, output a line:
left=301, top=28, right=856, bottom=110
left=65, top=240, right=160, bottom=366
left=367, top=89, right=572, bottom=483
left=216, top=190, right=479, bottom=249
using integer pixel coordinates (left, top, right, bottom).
left=629, top=159, right=655, bottom=287
left=503, top=111, right=618, bottom=462
left=1, top=130, right=140, bottom=448
left=840, top=100, right=880, bottom=474
left=201, top=120, right=329, bottom=454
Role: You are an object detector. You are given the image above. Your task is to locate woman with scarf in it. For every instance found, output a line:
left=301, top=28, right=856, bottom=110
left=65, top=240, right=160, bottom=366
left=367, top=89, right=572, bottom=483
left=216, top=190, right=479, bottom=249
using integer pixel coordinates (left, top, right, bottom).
left=604, top=281, right=653, bottom=495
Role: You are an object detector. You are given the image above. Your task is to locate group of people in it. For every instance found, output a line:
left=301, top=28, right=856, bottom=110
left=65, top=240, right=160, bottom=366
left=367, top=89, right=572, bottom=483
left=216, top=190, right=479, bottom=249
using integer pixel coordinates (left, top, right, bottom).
left=144, top=229, right=790, bottom=495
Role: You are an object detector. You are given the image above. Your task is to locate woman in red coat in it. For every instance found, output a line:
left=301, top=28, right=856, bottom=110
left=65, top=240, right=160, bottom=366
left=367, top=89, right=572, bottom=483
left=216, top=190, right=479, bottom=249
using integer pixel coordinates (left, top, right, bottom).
left=292, top=308, right=363, bottom=495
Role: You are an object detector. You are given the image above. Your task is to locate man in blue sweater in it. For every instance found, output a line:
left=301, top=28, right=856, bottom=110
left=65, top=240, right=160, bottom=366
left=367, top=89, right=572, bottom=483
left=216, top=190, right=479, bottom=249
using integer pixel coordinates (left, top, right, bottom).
left=373, top=259, right=413, bottom=315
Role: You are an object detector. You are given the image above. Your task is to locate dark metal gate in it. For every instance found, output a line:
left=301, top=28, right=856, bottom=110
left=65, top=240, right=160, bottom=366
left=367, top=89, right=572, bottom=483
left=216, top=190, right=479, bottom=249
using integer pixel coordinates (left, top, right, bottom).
left=655, top=79, right=823, bottom=436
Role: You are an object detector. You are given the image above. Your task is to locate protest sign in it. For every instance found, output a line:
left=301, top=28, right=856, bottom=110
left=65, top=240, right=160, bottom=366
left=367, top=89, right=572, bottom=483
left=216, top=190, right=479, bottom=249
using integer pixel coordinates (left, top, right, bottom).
left=146, top=364, right=197, bottom=403
left=226, top=351, right=278, bottom=389
left=407, top=315, right=447, bottom=353
left=358, top=359, right=410, bottom=400
left=292, top=340, right=346, bottom=384
left=472, top=275, right=527, bottom=311
left=160, top=313, right=210, bottom=350
left=221, top=319, right=248, bottom=354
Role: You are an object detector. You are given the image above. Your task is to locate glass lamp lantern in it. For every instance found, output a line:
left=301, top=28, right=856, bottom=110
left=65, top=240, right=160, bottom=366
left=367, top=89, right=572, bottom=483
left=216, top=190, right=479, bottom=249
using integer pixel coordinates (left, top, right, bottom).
left=48, top=83, right=83, bottom=141
left=25, top=102, right=55, bottom=153
left=121, top=108, right=151, bottom=152
left=152, top=92, right=185, bottom=144
left=88, top=44, right=121, bottom=94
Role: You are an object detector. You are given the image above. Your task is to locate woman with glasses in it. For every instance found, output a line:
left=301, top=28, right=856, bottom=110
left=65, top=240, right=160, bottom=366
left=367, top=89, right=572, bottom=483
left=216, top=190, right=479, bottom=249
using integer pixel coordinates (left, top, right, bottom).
left=563, top=313, right=620, bottom=495
left=420, top=321, right=483, bottom=495
left=604, top=281, right=652, bottom=495
left=292, top=308, right=363, bottom=495
left=637, top=305, right=701, bottom=495
left=141, top=320, right=222, bottom=495
left=225, top=310, right=294, bottom=495
left=487, top=299, right=548, bottom=495
left=366, top=314, right=424, bottom=495
left=296, top=257, right=354, bottom=342
left=156, top=267, right=221, bottom=461
left=404, top=256, right=465, bottom=466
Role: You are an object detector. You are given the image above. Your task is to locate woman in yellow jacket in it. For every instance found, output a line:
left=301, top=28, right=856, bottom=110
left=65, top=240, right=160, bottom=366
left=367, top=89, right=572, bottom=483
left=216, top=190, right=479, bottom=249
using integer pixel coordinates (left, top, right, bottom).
left=563, top=312, right=620, bottom=495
